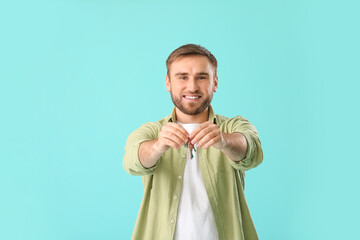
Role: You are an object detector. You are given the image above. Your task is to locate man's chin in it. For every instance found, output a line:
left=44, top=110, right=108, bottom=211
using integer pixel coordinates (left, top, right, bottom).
left=182, top=110, right=200, bottom=115
left=178, top=105, right=204, bottom=115
left=171, top=94, right=212, bottom=116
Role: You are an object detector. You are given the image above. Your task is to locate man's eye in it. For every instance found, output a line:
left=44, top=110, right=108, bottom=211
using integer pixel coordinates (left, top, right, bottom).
left=180, top=77, right=187, bottom=80
left=199, top=76, right=206, bottom=79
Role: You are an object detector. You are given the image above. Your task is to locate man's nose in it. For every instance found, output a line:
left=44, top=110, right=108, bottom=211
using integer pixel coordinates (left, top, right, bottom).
left=187, top=78, right=199, bottom=92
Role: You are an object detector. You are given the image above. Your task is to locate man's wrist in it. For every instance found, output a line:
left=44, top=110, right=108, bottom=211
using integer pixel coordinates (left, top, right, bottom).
left=151, top=139, right=165, bottom=155
left=220, top=132, right=229, bottom=150
left=220, top=132, right=247, bottom=162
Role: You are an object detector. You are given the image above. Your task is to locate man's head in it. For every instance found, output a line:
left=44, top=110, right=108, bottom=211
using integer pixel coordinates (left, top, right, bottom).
left=165, top=44, right=218, bottom=116
left=166, top=44, right=218, bottom=77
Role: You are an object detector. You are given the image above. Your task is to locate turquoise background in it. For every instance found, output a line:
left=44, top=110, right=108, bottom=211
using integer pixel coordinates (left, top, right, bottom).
left=1, top=0, right=359, bottom=239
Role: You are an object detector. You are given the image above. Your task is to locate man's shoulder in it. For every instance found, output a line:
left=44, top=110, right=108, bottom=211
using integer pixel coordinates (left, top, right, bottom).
left=215, top=113, right=247, bottom=125
left=140, top=112, right=249, bottom=127
left=156, top=115, right=171, bottom=126
left=215, top=114, right=229, bottom=125
left=136, top=115, right=169, bottom=130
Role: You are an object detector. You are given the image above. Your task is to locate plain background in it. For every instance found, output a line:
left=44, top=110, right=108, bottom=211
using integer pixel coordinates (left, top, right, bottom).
left=1, top=0, right=359, bottom=239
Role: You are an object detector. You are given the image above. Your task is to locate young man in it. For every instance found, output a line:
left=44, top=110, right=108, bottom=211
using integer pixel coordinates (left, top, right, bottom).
left=123, top=44, right=263, bottom=240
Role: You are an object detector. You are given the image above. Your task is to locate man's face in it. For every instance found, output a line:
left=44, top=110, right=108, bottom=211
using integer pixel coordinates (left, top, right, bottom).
left=165, top=55, right=218, bottom=115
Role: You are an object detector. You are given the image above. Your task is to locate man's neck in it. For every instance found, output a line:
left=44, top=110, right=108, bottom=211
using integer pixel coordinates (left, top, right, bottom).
left=175, top=107, right=209, bottom=124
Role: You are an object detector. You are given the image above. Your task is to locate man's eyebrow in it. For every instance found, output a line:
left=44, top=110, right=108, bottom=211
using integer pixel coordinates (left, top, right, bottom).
left=174, top=72, right=188, bottom=76
left=196, top=72, right=209, bottom=76
left=174, top=72, right=209, bottom=76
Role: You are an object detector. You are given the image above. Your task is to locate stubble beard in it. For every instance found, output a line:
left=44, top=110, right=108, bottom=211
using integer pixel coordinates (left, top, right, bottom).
left=170, top=91, right=213, bottom=115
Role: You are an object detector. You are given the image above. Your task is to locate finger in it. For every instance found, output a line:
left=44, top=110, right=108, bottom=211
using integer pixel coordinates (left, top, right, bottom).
left=189, top=141, right=194, bottom=151
left=191, top=125, right=214, bottom=145
left=200, top=135, right=221, bottom=149
left=167, top=122, right=189, bottom=136
left=162, top=130, right=186, bottom=146
left=189, top=121, right=211, bottom=139
left=197, top=131, right=218, bottom=148
left=162, top=136, right=182, bottom=149
left=161, top=127, right=187, bottom=146
left=166, top=123, right=189, bottom=142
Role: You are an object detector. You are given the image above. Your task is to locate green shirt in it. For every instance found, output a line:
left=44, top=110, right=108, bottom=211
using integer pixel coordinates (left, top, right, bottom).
left=123, top=105, right=264, bottom=240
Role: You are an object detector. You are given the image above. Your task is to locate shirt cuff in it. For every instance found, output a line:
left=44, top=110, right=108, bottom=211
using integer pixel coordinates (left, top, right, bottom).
left=227, top=131, right=255, bottom=170
left=131, top=140, right=159, bottom=175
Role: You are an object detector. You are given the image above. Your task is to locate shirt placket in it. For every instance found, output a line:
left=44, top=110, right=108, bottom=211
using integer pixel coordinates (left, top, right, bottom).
left=169, top=146, right=188, bottom=239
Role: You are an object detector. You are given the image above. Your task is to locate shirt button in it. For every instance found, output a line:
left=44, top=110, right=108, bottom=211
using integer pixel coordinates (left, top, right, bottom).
left=181, top=154, right=186, bottom=158
left=173, top=195, right=178, bottom=200
left=178, top=176, right=182, bottom=180
left=170, top=219, right=175, bottom=224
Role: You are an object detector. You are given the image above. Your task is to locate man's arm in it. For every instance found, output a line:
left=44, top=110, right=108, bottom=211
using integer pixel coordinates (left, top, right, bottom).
left=189, top=122, right=247, bottom=162
left=138, top=122, right=189, bottom=168
left=138, top=139, right=163, bottom=169
left=123, top=122, right=189, bottom=174
left=189, top=116, right=263, bottom=171
left=123, top=122, right=160, bottom=176
left=220, top=132, right=248, bottom=162
left=224, top=116, right=263, bottom=170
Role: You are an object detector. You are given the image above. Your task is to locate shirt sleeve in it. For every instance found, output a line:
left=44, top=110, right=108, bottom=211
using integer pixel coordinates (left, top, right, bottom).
left=225, top=116, right=264, bottom=171
left=123, top=122, right=161, bottom=176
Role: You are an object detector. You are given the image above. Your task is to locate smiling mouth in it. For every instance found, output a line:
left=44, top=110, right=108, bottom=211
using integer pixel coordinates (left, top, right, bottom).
left=183, top=95, right=202, bottom=101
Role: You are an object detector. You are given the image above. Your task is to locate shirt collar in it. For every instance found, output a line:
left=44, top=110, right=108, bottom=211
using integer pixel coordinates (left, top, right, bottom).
left=166, top=104, right=217, bottom=125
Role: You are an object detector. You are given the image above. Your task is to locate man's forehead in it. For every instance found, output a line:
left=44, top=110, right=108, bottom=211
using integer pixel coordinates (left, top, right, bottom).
left=169, top=55, right=213, bottom=74
left=171, top=55, right=210, bottom=65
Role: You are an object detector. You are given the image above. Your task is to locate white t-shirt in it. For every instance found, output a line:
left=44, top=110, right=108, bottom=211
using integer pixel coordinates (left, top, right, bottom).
left=174, top=122, right=219, bottom=240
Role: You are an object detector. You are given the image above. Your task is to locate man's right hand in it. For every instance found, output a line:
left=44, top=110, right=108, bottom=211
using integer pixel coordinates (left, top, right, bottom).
left=139, top=123, right=189, bottom=169
left=153, top=122, right=189, bottom=154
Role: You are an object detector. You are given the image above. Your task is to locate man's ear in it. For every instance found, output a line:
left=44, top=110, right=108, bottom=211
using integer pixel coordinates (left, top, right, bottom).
left=213, top=75, right=218, bottom=92
left=165, top=74, right=171, bottom=92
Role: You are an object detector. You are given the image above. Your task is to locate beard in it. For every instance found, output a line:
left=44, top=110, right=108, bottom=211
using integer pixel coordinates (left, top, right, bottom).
left=170, top=91, right=213, bottom=115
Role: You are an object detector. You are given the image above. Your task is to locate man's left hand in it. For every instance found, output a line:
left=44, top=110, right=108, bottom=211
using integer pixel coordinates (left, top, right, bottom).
left=189, top=121, right=226, bottom=150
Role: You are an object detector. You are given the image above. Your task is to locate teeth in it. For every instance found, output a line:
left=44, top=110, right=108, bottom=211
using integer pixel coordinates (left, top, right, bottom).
left=185, top=96, right=199, bottom=99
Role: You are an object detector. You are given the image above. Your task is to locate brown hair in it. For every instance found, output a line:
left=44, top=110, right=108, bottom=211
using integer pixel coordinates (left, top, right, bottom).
left=166, top=44, right=217, bottom=76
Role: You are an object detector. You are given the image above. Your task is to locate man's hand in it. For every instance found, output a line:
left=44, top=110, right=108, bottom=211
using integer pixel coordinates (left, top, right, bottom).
left=189, top=121, right=248, bottom=162
left=189, top=121, right=225, bottom=149
left=153, top=122, right=189, bottom=154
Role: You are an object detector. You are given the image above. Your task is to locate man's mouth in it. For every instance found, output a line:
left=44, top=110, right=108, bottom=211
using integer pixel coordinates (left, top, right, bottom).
left=183, top=95, right=202, bottom=101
